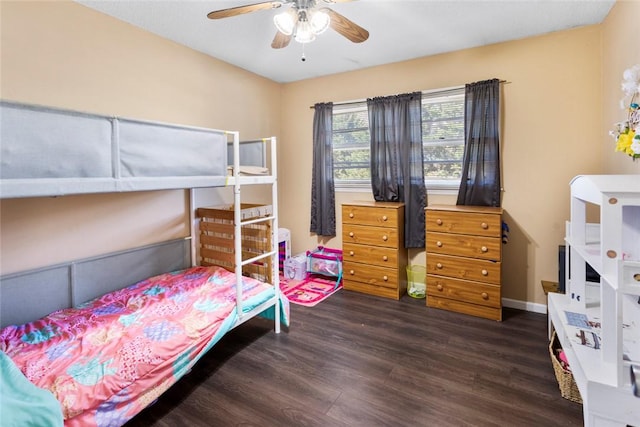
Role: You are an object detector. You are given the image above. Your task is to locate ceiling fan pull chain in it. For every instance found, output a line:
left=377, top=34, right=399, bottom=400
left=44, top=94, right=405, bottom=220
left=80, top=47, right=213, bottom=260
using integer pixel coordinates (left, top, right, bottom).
left=301, top=43, right=306, bottom=62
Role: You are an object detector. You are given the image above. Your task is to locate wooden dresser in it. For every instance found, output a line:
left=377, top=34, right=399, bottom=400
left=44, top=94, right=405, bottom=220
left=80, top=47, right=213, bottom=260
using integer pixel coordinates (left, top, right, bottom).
left=425, top=205, right=503, bottom=321
left=342, top=202, right=407, bottom=299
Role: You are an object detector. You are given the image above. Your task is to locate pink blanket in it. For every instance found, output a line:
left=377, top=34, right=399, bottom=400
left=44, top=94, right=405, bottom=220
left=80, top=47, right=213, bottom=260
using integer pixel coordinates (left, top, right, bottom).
left=1, top=266, right=286, bottom=426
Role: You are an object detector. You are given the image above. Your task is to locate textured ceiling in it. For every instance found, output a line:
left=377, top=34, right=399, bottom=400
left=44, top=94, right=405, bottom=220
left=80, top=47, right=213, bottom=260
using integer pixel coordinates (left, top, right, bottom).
left=75, top=0, right=615, bottom=83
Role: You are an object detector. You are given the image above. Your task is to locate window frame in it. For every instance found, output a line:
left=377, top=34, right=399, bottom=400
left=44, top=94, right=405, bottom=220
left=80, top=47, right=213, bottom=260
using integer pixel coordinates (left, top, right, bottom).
left=420, top=87, right=465, bottom=192
left=331, top=87, right=465, bottom=194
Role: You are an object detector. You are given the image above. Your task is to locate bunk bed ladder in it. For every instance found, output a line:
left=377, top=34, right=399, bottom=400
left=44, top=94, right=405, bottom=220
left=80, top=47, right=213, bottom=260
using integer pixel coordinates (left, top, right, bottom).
left=231, top=134, right=281, bottom=333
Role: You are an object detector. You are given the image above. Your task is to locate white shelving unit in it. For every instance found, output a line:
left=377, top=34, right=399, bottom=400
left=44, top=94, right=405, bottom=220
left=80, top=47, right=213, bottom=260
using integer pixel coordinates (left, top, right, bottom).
left=548, top=175, right=640, bottom=426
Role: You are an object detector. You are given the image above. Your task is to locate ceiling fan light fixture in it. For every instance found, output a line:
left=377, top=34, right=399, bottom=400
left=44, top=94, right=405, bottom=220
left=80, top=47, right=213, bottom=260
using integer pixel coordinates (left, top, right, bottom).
left=208, top=1, right=370, bottom=51
left=294, top=19, right=316, bottom=43
left=273, top=10, right=295, bottom=35
left=309, top=9, right=330, bottom=35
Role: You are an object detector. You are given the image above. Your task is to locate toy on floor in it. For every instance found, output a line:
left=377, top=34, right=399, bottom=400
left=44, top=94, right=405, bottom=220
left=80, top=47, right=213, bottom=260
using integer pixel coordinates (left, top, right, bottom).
left=306, top=246, right=343, bottom=289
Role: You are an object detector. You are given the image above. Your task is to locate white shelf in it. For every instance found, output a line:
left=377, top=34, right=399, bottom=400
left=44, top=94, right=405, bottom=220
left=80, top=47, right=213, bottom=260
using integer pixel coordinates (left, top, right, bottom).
left=570, top=241, right=603, bottom=274
left=226, top=175, right=277, bottom=186
left=548, top=293, right=618, bottom=387
left=621, top=260, right=640, bottom=296
left=552, top=175, right=640, bottom=426
left=569, top=174, right=640, bottom=204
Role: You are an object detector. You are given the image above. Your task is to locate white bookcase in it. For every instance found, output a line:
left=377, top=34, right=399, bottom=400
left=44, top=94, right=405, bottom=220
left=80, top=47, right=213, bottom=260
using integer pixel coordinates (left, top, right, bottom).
left=548, top=175, right=640, bottom=426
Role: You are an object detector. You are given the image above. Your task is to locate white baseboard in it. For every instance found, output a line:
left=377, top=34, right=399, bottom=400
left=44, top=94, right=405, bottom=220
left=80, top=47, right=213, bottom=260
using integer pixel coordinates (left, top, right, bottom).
left=502, top=298, right=547, bottom=314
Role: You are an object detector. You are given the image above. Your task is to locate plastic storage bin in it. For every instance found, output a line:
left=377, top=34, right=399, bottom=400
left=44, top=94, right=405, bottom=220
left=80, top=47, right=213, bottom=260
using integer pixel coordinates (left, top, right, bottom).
left=283, top=253, right=307, bottom=281
left=407, top=265, right=426, bottom=298
left=306, top=246, right=343, bottom=282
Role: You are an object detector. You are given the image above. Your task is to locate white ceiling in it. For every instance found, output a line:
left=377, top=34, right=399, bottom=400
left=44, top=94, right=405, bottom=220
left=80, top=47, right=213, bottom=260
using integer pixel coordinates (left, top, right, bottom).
left=74, top=0, right=615, bottom=83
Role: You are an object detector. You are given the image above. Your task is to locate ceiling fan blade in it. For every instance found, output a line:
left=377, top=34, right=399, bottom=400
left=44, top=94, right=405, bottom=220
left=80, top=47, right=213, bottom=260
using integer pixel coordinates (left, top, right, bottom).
left=207, top=1, right=283, bottom=19
left=271, top=31, right=292, bottom=49
left=325, top=8, right=369, bottom=43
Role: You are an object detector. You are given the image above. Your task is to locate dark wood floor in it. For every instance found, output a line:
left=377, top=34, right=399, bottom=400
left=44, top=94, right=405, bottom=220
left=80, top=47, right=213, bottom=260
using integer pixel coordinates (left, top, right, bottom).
left=125, top=290, right=584, bottom=427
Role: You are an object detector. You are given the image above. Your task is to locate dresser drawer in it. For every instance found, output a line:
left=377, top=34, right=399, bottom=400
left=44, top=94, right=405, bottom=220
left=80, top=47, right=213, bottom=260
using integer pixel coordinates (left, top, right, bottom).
left=342, top=243, right=398, bottom=268
left=426, top=209, right=501, bottom=238
left=342, top=205, right=400, bottom=227
left=343, top=280, right=404, bottom=300
left=427, top=275, right=501, bottom=308
left=343, top=261, right=399, bottom=289
left=427, top=295, right=502, bottom=321
left=426, top=253, right=501, bottom=285
left=343, top=224, right=399, bottom=248
left=426, top=232, right=501, bottom=261
left=340, top=202, right=407, bottom=300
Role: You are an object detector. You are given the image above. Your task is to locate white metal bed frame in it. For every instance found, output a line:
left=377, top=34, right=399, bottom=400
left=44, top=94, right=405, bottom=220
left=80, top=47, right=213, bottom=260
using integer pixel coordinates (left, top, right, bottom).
left=0, top=100, right=282, bottom=334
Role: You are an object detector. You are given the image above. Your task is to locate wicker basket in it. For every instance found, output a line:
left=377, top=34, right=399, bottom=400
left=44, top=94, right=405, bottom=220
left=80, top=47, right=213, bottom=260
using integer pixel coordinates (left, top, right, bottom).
left=549, top=331, right=583, bottom=404
left=196, top=204, right=273, bottom=283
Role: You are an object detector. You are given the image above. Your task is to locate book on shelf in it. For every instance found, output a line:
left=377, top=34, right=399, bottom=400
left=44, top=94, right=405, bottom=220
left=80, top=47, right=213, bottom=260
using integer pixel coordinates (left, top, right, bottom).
left=564, top=310, right=602, bottom=350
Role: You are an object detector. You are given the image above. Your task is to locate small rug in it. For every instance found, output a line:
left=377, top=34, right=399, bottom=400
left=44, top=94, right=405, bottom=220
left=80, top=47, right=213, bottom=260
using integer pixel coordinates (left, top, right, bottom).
left=279, top=273, right=342, bottom=307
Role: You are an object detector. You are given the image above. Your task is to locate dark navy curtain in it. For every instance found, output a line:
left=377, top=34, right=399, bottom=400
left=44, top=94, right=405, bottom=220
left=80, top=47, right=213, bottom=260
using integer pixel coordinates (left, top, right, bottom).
left=457, top=79, right=501, bottom=207
left=367, top=92, right=426, bottom=248
left=310, top=102, right=336, bottom=236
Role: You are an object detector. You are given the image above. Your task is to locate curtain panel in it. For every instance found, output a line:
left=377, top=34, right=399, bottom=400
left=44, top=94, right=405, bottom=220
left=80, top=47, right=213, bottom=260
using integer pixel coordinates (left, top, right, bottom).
left=367, top=92, right=426, bottom=248
left=310, top=102, right=336, bottom=237
left=457, top=78, right=501, bottom=207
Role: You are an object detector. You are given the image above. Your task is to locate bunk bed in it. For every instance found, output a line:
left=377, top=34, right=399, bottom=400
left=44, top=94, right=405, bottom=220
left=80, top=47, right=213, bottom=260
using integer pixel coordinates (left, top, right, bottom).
left=0, top=100, right=287, bottom=426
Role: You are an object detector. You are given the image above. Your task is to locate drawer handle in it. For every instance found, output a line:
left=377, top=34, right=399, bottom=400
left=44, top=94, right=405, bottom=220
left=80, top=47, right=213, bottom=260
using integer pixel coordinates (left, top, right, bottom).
left=382, top=255, right=388, bottom=261
left=481, top=246, right=488, bottom=253
left=382, top=235, right=388, bottom=241
left=481, top=292, right=489, bottom=300
left=349, top=251, right=355, bottom=256
left=349, top=270, right=355, bottom=275
left=436, top=263, right=443, bottom=269
left=349, top=213, right=354, bottom=218
left=634, top=273, right=640, bottom=282
left=436, top=241, right=443, bottom=247
left=383, top=275, right=388, bottom=281
left=481, top=222, right=488, bottom=229
left=382, top=215, right=388, bottom=221
left=349, top=232, right=354, bottom=237
left=436, top=284, right=443, bottom=291
left=436, top=219, right=442, bottom=225
left=481, top=269, right=488, bottom=276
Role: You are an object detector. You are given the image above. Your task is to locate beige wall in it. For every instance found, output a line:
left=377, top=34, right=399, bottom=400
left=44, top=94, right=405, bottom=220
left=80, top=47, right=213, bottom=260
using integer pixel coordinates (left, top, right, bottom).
left=0, top=1, right=281, bottom=274
left=1, top=1, right=637, bottom=309
left=602, top=0, right=640, bottom=174
left=280, top=26, right=604, bottom=307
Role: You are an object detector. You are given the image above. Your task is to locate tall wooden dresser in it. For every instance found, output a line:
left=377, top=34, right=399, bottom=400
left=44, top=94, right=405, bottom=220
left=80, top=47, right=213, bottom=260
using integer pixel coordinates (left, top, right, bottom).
left=425, top=205, right=503, bottom=321
left=342, top=202, right=407, bottom=299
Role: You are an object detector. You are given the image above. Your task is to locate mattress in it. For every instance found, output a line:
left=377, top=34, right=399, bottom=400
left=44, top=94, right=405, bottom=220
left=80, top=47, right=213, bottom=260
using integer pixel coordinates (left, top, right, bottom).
left=0, top=100, right=229, bottom=198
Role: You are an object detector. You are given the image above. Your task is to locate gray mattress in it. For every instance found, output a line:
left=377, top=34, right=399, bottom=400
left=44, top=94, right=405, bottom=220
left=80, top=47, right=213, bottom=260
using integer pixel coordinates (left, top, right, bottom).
left=0, top=100, right=229, bottom=198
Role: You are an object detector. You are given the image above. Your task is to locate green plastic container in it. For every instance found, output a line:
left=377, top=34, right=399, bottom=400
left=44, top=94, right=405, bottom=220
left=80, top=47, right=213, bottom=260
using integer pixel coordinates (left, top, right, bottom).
left=406, top=265, right=426, bottom=298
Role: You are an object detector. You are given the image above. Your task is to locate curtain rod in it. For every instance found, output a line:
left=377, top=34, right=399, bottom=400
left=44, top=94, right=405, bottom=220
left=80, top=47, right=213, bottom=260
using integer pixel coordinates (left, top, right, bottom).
left=309, top=80, right=509, bottom=109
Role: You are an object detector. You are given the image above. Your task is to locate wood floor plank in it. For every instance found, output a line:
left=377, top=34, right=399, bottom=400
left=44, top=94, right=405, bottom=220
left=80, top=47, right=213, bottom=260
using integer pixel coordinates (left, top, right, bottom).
left=125, top=290, right=584, bottom=427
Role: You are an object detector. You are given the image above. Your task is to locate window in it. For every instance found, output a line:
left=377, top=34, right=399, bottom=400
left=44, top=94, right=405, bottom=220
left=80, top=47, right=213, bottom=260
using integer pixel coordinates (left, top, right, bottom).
left=332, top=103, right=370, bottom=186
left=421, top=88, right=465, bottom=189
left=332, top=88, right=465, bottom=191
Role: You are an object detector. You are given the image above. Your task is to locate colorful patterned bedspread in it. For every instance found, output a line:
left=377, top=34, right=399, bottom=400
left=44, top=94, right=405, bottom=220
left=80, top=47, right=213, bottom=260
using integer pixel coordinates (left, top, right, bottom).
left=0, top=266, right=289, bottom=427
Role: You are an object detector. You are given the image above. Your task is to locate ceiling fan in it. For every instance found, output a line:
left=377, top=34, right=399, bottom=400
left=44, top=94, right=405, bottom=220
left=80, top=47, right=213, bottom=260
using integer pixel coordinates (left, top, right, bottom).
left=207, top=0, right=369, bottom=49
